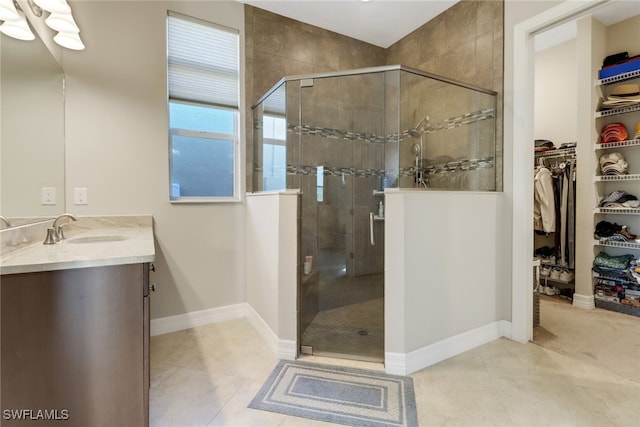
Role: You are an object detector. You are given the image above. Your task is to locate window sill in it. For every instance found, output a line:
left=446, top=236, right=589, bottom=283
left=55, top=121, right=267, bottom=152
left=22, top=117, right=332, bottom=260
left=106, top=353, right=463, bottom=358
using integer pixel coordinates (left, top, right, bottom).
left=169, top=197, right=241, bottom=204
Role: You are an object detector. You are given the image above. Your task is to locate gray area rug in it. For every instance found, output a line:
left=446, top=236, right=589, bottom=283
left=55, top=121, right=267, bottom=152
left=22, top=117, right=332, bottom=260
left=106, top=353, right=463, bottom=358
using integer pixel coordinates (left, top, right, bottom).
left=248, top=360, right=418, bottom=427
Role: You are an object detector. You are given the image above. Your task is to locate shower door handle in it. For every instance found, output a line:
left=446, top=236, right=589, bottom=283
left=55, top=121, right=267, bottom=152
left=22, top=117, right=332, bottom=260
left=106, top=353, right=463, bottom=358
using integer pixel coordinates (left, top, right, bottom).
left=369, top=212, right=375, bottom=246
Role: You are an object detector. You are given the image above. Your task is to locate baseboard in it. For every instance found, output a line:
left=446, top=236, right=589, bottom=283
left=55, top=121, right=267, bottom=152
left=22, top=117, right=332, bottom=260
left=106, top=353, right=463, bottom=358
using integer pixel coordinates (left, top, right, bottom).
left=245, top=304, right=297, bottom=360
left=498, top=319, right=512, bottom=339
left=152, top=305, right=509, bottom=372
left=572, top=293, right=595, bottom=310
left=150, top=303, right=247, bottom=336
left=277, top=339, right=297, bottom=360
left=245, top=304, right=279, bottom=355
left=384, top=353, right=407, bottom=376
left=385, top=321, right=504, bottom=376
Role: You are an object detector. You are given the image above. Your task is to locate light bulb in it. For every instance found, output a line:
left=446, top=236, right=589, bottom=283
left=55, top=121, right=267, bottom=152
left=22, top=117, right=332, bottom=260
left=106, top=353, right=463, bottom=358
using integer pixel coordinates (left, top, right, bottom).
left=0, top=0, right=20, bottom=21
left=33, top=0, right=70, bottom=14
left=53, top=31, right=84, bottom=50
left=45, top=12, right=79, bottom=33
left=0, top=10, right=35, bottom=40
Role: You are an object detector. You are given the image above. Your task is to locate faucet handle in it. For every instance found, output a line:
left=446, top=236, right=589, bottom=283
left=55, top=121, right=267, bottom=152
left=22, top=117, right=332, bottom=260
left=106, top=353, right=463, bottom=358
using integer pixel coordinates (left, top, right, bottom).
left=43, top=228, right=57, bottom=245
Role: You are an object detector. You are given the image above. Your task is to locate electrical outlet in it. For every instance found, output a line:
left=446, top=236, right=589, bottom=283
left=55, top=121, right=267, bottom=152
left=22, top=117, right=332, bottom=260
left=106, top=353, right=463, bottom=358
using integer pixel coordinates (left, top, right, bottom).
left=74, top=187, right=88, bottom=205
left=41, top=187, right=56, bottom=205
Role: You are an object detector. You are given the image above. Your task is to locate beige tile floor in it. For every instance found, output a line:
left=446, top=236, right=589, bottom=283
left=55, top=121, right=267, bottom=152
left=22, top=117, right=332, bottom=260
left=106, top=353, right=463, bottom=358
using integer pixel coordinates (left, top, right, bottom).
left=150, top=318, right=640, bottom=426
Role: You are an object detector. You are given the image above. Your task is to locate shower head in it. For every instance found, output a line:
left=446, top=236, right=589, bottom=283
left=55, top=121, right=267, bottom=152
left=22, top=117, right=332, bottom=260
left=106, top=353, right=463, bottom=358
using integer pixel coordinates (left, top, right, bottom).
left=408, top=116, right=430, bottom=137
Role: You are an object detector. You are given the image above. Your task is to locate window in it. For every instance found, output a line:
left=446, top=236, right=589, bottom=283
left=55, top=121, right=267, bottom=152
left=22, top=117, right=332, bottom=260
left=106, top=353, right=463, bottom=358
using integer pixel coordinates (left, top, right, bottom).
left=167, top=12, right=240, bottom=201
left=261, top=115, right=286, bottom=191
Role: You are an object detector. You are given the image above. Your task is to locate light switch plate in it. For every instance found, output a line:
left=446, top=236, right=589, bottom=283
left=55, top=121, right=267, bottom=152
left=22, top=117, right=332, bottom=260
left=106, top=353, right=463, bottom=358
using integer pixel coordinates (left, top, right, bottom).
left=74, top=187, right=88, bottom=205
left=41, top=187, right=56, bottom=205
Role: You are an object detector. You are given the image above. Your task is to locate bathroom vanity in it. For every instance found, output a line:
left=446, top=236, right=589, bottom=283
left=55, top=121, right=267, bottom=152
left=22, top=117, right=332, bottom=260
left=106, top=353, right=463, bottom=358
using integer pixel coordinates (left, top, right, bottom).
left=0, top=216, right=155, bottom=426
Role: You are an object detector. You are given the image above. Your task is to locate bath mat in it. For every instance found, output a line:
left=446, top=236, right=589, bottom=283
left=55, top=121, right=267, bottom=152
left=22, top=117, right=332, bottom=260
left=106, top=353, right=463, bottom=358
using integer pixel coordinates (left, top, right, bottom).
left=248, top=360, right=418, bottom=427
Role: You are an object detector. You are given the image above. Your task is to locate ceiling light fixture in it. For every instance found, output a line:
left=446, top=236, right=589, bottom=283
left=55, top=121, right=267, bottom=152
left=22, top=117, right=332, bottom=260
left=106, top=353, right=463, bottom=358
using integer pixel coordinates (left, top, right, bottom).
left=35, top=0, right=85, bottom=50
left=0, top=0, right=85, bottom=50
left=0, top=0, right=21, bottom=21
left=45, top=11, right=78, bottom=33
left=53, top=28, right=82, bottom=50
left=0, top=0, right=35, bottom=40
left=32, top=0, right=69, bottom=14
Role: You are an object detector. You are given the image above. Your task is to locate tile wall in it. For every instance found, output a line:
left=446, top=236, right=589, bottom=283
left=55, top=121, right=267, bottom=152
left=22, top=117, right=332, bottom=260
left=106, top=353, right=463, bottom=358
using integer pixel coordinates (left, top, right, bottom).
left=246, top=0, right=504, bottom=192
left=386, top=0, right=504, bottom=191
left=245, top=5, right=386, bottom=192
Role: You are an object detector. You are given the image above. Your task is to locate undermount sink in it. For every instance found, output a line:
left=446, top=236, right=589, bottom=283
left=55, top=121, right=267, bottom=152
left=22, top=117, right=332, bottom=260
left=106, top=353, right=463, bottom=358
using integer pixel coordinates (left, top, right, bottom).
left=68, top=235, right=129, bottom=244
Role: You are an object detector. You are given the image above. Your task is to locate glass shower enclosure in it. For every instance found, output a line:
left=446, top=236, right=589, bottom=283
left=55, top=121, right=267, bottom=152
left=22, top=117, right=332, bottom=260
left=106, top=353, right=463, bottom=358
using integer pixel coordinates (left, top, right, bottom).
left=252, top=65, right=497, bottom=362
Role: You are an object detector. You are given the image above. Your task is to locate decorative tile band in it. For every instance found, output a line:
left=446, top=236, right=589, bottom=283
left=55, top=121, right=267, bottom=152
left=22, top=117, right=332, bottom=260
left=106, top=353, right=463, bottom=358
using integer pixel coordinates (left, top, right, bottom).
left=287, top=125, right=387, bottom=144
left=257, top=156, right=495, bottom=178
left=278, top=108, right=495, bottom=144
left=398, top=156, right=495, bottom=177
left=420, top=108, right=495, bottom=135
left=285, top=165, right=386, bottom=178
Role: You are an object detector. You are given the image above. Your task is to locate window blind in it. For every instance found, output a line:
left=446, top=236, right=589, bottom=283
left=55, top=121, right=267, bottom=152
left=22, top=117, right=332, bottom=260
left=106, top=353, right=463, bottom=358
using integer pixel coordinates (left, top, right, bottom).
left=167, top=13, right=239, bottom=108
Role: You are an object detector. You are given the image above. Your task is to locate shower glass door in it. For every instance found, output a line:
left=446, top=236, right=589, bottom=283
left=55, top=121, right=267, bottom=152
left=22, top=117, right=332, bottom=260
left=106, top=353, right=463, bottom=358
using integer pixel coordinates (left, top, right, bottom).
left=297, top=72, right=386, bottom=362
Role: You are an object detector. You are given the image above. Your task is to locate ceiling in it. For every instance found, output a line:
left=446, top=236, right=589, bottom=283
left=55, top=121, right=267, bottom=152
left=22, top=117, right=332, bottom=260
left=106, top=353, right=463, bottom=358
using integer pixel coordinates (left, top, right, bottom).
left=239, top=0, right=639, bottom=51
left=239, top=0, right=458, bottom=48
left=535, top=0, right=640, bottom=52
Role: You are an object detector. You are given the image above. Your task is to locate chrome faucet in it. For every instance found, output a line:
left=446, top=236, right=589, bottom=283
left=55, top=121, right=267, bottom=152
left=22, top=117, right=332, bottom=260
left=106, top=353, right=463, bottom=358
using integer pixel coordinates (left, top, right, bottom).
left=0, top=215, right=11, bottom=228
left=44, top=213, right=79, bottom=244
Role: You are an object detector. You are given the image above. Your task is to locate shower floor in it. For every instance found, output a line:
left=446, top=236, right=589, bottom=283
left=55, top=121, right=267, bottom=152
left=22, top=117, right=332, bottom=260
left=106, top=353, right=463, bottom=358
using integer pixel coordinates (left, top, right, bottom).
left=301, top=297, right=384, bottom=362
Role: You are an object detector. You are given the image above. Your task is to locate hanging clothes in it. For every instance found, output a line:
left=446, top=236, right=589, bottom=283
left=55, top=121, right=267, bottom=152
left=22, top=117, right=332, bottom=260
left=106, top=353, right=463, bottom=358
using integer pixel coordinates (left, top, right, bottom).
left=533, top=150, right=577, bottom=268
left=534, top=166, right=555, bottom=233
left=568, top=161, right=576, bottom=268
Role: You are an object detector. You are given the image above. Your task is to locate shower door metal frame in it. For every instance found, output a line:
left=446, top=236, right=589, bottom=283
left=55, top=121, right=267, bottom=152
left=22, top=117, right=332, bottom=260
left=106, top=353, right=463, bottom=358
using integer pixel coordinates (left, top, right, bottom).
left=294, top=72, right=386, bottom=362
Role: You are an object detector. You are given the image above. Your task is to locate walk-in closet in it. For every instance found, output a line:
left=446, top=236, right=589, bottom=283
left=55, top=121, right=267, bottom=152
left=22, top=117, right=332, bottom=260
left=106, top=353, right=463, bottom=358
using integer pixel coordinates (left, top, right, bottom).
left=531, top=5, right=640, bottom=366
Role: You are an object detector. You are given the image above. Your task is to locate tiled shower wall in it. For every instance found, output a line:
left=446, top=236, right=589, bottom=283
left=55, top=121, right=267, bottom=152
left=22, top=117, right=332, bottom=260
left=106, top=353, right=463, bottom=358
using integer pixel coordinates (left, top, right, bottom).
left=386, top=0, right=504, bottom=191
left=244, top=5, right=386, bottom=193
left=245, top=0, right=504, bottom=191
left=396, top=72, right=497, bottom=190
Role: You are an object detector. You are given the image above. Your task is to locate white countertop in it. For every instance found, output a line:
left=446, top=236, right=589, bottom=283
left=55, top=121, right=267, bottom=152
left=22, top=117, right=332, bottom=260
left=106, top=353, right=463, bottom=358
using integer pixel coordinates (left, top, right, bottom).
left=0, top=216, right=155, bottom=275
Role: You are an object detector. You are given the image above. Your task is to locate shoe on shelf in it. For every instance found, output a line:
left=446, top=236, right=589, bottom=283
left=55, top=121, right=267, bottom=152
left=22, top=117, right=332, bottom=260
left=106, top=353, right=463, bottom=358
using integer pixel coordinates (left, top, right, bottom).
left=559, top=270, right=574, bottom=282
left=549, top=268, right=562, bottom=280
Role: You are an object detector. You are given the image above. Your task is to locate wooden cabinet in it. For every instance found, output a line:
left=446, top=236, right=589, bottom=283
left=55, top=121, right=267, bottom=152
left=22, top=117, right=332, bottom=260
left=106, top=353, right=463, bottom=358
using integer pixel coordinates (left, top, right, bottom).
left=1, top=263, right=150, bottom=426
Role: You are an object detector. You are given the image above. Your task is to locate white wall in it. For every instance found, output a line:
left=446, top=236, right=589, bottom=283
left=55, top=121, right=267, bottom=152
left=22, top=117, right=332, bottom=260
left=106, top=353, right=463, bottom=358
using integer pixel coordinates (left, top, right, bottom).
left=605, top=15, right=640, bottom=57
left=534, top=39, right=578, bottom=145
left=385, top=190, right=503, bottom=372
left=245, top=192, right=297, bottom=358
left=62, top=1, right=246, bottom=319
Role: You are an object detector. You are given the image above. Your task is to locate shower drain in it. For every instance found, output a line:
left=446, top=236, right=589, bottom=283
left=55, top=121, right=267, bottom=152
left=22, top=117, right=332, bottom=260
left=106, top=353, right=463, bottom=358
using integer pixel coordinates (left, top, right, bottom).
left=358, top=330, right=369, bottom=336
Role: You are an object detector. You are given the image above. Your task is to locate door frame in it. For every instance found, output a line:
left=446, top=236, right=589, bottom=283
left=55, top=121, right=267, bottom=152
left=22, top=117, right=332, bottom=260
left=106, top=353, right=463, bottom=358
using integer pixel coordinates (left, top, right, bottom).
left=510, top=0, right=611, bottom=343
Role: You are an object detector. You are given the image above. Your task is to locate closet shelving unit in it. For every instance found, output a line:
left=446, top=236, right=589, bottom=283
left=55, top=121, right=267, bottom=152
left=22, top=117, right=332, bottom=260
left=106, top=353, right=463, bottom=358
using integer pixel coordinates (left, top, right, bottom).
left=593, top=68, right=640, bottom=317
left=534, top=147, right=577, bottom=298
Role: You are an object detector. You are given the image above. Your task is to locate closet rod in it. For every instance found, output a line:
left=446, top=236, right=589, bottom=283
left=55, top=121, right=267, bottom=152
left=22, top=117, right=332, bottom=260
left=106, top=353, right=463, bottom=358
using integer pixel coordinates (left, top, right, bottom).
left=534, top=147, right=576, bottom=158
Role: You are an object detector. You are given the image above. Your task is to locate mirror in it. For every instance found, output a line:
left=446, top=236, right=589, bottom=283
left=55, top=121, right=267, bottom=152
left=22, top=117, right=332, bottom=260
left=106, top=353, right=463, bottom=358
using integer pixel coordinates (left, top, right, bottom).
left=1, top=32, right=65, bottom=228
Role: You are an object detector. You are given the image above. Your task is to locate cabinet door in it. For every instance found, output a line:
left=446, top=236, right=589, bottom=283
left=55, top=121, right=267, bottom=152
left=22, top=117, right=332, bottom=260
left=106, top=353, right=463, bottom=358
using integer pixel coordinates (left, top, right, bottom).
left=1, top=264, right=145, bottom=426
